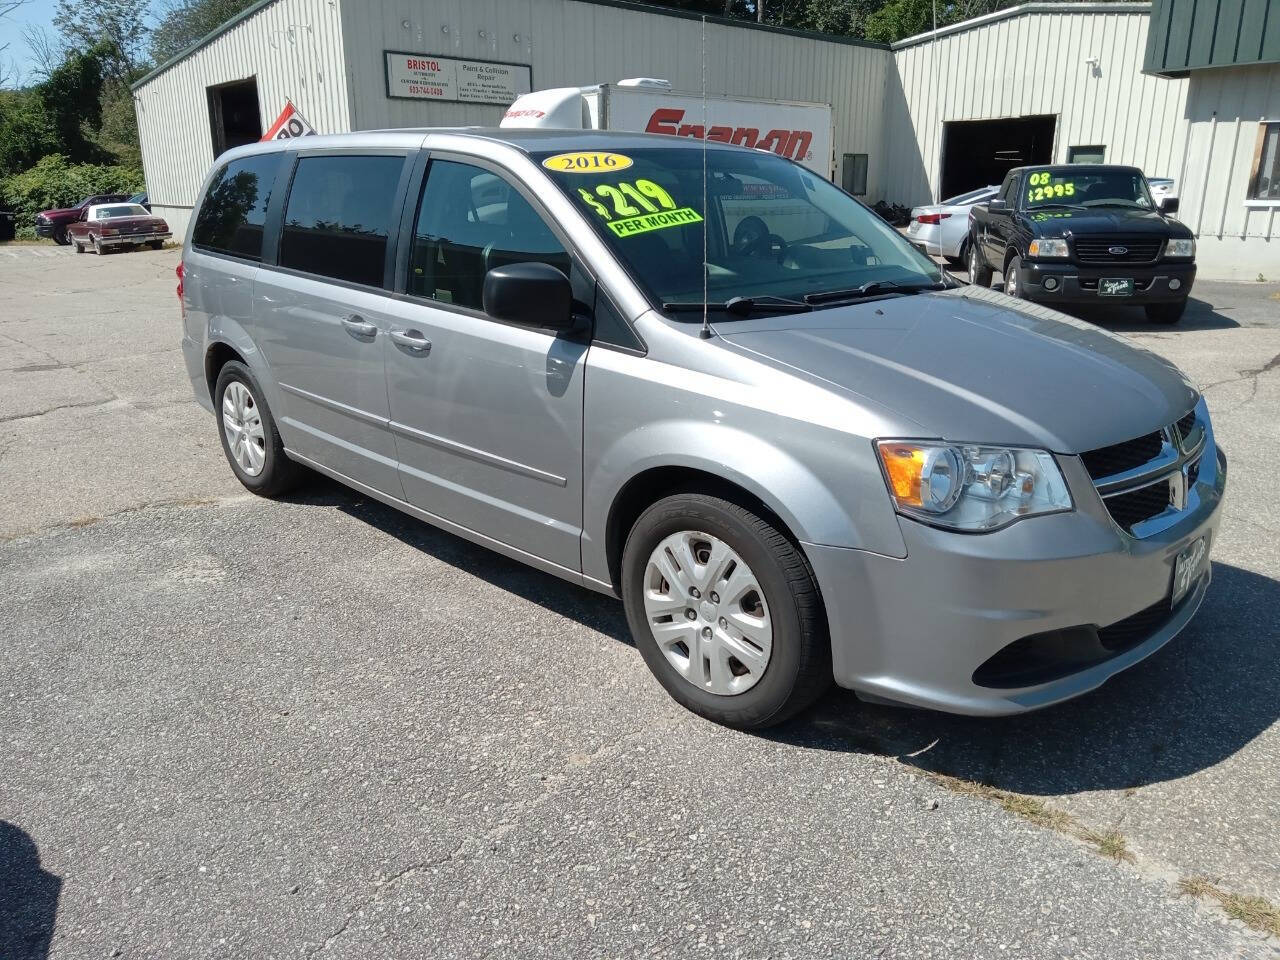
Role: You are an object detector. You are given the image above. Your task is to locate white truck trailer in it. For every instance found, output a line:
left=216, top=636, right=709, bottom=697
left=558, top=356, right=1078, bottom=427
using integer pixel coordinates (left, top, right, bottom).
left=501, top=79, right=834, bottom=178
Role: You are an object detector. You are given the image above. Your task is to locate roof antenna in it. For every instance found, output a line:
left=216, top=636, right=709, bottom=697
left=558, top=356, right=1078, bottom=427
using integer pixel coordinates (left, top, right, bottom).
left=699, top=14, right=713, bottom=340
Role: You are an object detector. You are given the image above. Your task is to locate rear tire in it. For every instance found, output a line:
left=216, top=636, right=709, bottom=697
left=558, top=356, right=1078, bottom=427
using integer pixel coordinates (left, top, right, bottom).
left=91, top=235, right=103, bottom=255
left=621, top=493, right=831, bottom=729
left=149, top=240, right=164, bottom=250
left=967, top=237, right=993, bottom=287
left=214, top=361, right=304, bottom=497
left=73, top=239, right=84, bottom=254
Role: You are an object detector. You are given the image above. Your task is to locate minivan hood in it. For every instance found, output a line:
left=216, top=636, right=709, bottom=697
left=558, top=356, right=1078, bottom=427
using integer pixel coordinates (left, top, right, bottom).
left=715, top=286, right=1197, bottom=453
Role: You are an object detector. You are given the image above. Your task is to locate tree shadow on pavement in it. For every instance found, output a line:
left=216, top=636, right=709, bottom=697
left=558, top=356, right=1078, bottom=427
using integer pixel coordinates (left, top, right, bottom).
left=293, top=480, right=1277, bottom=794
left=0, top=821, right=61, bottom=960
left=772, top=561, right=1280, bottom=795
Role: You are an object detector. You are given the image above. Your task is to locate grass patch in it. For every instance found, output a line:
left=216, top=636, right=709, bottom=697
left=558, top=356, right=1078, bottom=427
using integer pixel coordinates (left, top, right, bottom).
left=927, top=772, right=1072, bottom=831
left=1179, top=877, right=1280, bottom=937
left=1082, top=828, right=1135, bottom=863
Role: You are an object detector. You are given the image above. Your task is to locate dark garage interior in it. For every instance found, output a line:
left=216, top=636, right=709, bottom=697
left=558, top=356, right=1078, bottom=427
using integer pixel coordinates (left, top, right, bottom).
left=940, top=115, right=1056, bottom=199
left=207, top=78, right=263, bottom=158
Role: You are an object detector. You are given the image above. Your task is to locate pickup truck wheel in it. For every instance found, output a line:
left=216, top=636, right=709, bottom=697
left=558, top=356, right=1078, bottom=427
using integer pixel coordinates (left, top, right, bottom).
left=1004, top=255, right=1026, bottom=298
left=621, top=493, right=831, bottom=729
left=214, top=361, right=303, bottom=497
left=1145, top=301, right=1187, bottom=324
left=967, top=239, right=992, bottom=287
left=52, top=225, right=69, bottom=246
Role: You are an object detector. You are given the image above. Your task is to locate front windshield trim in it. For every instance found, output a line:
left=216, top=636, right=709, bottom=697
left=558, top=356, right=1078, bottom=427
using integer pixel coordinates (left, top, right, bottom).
left=532, top=145, right=943, bottom=321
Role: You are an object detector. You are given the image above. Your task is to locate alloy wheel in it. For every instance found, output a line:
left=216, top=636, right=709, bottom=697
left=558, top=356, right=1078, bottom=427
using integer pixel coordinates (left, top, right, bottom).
left=642, top=530, right=773, bottom=696
left=969, top=244, right=979, bottom=283
left=222, top=380, right=266, bottom=476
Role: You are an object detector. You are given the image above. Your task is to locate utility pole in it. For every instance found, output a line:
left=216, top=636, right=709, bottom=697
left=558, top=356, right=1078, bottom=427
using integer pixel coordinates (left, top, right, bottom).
left=757, top=0, right=764, bottom=23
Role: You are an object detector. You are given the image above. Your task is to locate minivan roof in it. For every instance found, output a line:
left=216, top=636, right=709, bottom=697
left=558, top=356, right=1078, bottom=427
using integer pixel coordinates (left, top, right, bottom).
left=230, top=127, right=765, bottom=158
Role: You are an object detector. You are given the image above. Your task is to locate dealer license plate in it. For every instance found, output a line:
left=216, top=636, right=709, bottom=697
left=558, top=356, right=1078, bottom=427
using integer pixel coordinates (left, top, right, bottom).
left=1172, top=535, right=1208, bottom=605
left=1098, top=277, right=1134, bottom=297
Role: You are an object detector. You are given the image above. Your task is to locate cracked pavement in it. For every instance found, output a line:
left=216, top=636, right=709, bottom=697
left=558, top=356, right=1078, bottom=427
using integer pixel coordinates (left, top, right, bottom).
left=2, top=248, right=1279, bottom=958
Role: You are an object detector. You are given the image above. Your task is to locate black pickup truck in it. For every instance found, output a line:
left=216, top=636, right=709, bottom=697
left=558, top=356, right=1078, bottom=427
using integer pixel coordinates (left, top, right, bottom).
left=966, top=164, right=1196, bottom=323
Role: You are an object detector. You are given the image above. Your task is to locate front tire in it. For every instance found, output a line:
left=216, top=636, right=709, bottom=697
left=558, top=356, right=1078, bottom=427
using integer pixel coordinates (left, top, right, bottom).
left=214, top=361, right=303, bottom=497
left=968, top=238, right=993, bottom=286
left=1145, top=300, right=1187, bottom=324
left=621, top=493, right=830, bottom=729
left=53, top=225, right=69, bottom=246
left=1004, top=255, right=1027, bottom=298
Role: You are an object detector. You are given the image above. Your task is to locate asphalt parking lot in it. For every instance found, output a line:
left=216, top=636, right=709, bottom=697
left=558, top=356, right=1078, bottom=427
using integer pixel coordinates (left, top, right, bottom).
left=2, top=246, right=1279, bottom=959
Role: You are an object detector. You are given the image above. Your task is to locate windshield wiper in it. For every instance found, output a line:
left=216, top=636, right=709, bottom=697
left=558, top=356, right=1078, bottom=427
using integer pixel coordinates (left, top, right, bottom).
left=802, top=279, right=945, bottom=305
left=661, top=295, right=812, bottom=316
left=1032, top=202, right=1083, bottom=209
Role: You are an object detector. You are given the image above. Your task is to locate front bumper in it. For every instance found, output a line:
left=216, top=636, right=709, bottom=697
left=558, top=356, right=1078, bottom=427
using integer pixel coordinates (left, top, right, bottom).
left=34, top=222, right=56, bottom=238
left=1015, top=259, right=1196, bottom=305
left=99, top=231, right=171, bottom=246
left=806, top=429, right=1226, bottom=715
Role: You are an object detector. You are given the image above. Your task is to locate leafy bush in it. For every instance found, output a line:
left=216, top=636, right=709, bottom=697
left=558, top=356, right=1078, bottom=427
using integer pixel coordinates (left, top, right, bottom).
left=0, top=154, right=144, bottom=232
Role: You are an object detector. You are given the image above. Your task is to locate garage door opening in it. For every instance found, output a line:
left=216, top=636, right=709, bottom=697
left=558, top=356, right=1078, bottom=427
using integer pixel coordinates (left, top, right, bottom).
left=940, top=115, right=1056, bottom=200
left=208, top=78, right=262, bottom=158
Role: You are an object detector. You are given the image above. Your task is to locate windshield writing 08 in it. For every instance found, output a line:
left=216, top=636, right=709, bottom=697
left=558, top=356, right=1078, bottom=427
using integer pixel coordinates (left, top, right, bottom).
left=1024, top=169, right=1154, bottom=210
left=535, top=147, right=941, bottom=313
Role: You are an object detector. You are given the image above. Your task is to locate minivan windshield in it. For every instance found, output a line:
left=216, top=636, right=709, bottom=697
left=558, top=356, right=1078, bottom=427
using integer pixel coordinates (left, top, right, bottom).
left=535, top=147, right=943, bottom=314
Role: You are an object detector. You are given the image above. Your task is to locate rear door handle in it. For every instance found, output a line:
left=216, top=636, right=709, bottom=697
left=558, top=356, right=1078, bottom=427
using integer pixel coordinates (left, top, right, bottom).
left=341, top=314, right=378, bottom=338
left=390, top=329, right=431, bottom=353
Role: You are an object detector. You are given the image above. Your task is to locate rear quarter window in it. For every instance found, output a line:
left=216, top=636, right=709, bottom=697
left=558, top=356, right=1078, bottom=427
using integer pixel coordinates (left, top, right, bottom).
left=192, top=153, right=282, bottom=261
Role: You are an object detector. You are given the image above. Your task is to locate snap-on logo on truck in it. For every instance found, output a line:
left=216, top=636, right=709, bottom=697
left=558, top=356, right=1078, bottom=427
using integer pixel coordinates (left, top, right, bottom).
left=644, top=107, right=814, bottom=162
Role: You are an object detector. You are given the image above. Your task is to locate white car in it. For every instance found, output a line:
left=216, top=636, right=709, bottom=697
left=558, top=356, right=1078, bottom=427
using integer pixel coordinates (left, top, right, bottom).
left=907, top=185, right=999, bottom=262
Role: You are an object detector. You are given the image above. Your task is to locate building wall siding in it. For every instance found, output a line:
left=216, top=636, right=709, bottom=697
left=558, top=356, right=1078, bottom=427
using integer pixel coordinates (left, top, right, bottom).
left=1178, top=62, right=1280, bottom=278
left=338, top=0, right=889, bottom=196
left=133, top=0, right=351, bottom=237
left=883, top=9, right=1190, bottom=206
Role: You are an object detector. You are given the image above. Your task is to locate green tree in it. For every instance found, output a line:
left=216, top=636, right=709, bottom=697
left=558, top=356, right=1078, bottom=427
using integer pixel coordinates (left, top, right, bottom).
left=863, top=0, right=935, bottom=41
left=36, top=42, right=107, bottom=161
left=0, top=89, right=53, bottom=177
left=150, top=0, right=260, bottom=65
left=52, top=0, right=149, bottom=81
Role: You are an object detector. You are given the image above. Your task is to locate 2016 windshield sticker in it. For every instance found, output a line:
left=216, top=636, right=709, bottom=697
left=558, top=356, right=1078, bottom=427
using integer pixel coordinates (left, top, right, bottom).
left=542, top=151, right=634, bottom=173
left=576, top=179, right=679, bottom=220
left=1026, top=171, right=1075, bottom=203
left=606, top=207, right=704, bottom=238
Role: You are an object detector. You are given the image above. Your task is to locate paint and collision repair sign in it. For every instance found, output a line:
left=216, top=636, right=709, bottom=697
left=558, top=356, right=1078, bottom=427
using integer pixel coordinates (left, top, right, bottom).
left=385, top=51, right=532, bottom=105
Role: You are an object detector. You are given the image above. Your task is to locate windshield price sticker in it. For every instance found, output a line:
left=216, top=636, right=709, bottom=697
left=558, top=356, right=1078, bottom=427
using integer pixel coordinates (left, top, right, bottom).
left=1026, top=170, right=1076, bottom=203
left=576, top=178, right=680, bottom=218
left=542, top=151, right=634, bottom=173
left=607, top=207, right=704, bottom=238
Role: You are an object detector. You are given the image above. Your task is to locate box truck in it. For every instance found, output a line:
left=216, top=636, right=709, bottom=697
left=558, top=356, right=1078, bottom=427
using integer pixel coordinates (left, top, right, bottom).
left=501, top=78, right=834, bottom=178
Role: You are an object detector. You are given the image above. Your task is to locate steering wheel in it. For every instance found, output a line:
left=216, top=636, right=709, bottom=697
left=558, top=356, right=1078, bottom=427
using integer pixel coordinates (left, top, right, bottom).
left=732, top=216, right=788, bottom=263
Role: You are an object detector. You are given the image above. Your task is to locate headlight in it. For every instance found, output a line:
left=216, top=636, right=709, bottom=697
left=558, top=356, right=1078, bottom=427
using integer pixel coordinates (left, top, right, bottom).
left=1166, top=238, right=1195, bottom=258
left=875, top=440, right=1072, bottom=531
left=1028, top=238, right=1069, bottom=258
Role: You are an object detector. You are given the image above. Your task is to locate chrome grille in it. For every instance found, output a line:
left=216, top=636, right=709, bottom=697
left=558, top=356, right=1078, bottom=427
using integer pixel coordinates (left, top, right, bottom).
left=1086, top=406, right=1202, bottom=537
left=1074, top=236, right=1163, bottom=264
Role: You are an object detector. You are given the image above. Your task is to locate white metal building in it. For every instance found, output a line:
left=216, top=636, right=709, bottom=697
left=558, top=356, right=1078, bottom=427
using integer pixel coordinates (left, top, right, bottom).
left=133, top=0, right=1278, bottom=278
left=131, top=0, right=890, bottom=239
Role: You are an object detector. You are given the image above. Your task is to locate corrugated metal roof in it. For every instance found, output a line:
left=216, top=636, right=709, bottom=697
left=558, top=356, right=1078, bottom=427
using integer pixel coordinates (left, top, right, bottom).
left=1143, top=0, right=1280, bottom=75
left=892, top=2, right=1151, bottom=49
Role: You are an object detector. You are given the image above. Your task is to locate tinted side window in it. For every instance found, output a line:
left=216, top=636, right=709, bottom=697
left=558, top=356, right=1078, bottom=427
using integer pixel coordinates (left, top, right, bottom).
left=999, top=174, right=1018, bottom=205
left=409, top=160, right=570, bottom=310
left=192, top=153, right=281, bottom=260
left=279, top=154, right=406, bottom=287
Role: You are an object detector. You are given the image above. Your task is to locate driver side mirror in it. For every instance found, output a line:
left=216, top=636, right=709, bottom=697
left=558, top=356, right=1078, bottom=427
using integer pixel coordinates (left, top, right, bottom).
left=987, top=199, right=1009, bottom=214
left=482, top=262, right=574, bottom=331
left=1159, top=196, right=1179, bottom=215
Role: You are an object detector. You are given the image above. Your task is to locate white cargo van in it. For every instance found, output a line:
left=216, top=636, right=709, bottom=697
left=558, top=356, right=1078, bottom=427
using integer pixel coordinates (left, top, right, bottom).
left=501, top=78, right=834, bottom=178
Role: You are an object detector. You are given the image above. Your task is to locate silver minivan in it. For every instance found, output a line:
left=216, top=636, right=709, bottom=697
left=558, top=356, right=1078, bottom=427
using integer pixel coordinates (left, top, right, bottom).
left=180, top=129, right=1225, bottom=728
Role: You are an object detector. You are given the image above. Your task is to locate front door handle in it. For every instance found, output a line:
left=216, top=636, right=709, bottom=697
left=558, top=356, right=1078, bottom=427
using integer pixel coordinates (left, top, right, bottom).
left=390, top=329, right=432, bottom=353
left=341, top=314, right=377, bottom=338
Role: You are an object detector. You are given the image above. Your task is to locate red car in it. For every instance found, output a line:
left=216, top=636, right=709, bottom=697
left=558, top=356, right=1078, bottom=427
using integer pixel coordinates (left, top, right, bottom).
left=68, top=202, right=172, bottom=255
left=34, top=193, right=131, bottom=245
